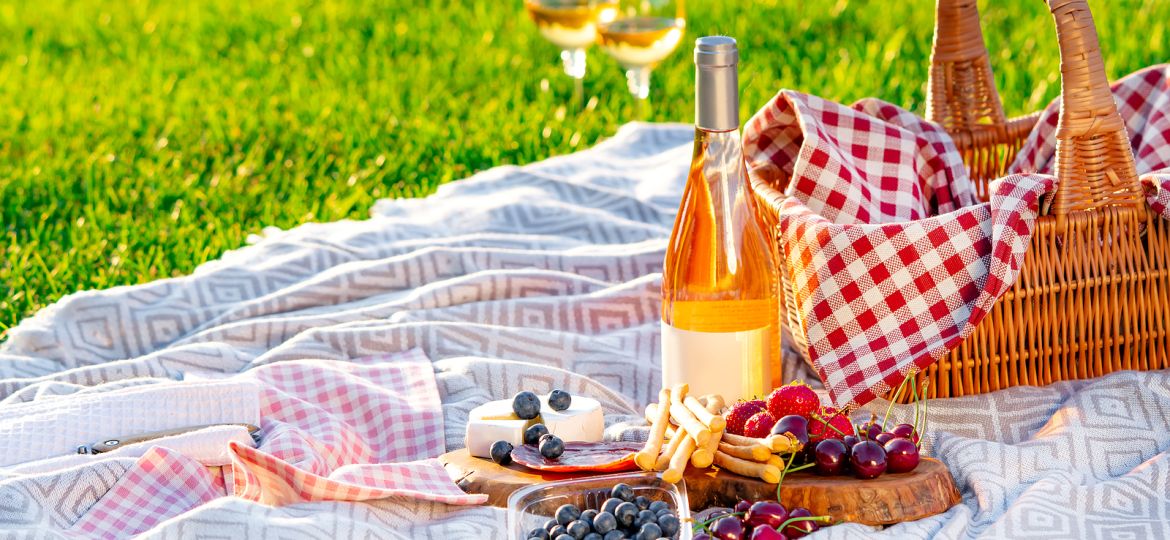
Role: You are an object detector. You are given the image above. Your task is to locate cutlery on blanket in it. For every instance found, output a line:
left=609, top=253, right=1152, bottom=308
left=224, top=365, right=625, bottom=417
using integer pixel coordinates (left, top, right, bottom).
left=76, top=423, right=261, bottom=454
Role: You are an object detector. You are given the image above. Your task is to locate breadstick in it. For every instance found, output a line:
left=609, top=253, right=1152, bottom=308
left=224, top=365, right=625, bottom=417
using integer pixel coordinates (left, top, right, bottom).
left=764, top=433, right=800, bottom=453
left=700, top=394, right=725, bottom=414
left=720, top=432, right=765, bottom=447
left=669, top=384, right=711, bottom=447
left=718, top=441, right=771, bottom=462
left=655, top=426, right=686, bottom=470
left=635, top=388, right=671, bottom=471
left=767, top=455, right=785, bottom=470
left=714, top=450, right=781, bottom=484
left=684, top=395, right=727, bottom=432
left=663, top=431, right=697, bottom=484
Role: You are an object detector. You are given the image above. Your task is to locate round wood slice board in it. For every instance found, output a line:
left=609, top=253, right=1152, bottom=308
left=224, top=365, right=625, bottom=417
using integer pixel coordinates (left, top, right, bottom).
left=439, top=448, right=961, bottom=526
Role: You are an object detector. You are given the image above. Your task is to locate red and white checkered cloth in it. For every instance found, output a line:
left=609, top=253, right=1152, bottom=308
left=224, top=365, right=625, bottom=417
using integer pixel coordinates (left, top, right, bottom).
left=744, top=65, right=1170, bottom=409
left=67, top=350, right=485, bottom=539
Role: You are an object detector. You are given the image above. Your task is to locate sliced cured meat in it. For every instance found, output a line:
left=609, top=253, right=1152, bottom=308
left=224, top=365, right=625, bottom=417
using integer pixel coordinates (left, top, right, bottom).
left=510, top=441, right=642, bottom=473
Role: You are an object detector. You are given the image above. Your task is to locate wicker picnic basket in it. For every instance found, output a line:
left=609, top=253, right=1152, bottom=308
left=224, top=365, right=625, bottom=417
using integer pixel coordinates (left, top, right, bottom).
left=755, top=0, right=1170, bottom=400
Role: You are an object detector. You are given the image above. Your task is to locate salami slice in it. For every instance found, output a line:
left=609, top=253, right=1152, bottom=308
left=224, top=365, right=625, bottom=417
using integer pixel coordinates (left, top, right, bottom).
left=511, top=441, right=643, bottom=473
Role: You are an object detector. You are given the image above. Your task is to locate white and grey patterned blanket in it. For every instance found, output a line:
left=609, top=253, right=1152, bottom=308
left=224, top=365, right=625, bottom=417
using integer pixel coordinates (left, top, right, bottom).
left=1, top=123, right=1168, bottom=538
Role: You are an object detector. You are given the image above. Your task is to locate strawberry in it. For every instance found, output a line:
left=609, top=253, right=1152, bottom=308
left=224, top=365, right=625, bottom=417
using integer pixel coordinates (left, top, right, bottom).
left=765, top=381, right=821, bottom=420
left=723, top=400, right=766, bottom=436
left=808, top=406, right=853, bottom=442
left=743, top=411, right=777, bottom=439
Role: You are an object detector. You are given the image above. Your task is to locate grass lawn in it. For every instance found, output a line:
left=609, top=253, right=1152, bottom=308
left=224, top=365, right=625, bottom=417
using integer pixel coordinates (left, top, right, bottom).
left=1, top=0, right=1167, bottom=335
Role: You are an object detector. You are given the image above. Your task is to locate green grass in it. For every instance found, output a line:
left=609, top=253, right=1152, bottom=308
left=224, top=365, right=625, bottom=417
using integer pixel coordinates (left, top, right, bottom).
left=1, top=0, right=1167, bottom=335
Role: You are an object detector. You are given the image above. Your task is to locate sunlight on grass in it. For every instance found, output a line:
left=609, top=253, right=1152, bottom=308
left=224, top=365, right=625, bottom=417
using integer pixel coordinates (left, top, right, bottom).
left=1, top=0, right=1167, bottom=332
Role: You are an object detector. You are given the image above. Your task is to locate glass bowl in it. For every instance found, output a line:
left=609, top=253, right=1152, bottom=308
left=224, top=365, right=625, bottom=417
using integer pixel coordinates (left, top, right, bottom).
left=506, top=471, right=691, bottom=539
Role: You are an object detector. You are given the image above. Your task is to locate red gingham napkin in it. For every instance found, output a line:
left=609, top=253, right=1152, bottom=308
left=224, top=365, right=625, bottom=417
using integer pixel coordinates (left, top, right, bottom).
left=744, top=66, right=1170, bottom=409
left=67, top=350, right=485, bottom=538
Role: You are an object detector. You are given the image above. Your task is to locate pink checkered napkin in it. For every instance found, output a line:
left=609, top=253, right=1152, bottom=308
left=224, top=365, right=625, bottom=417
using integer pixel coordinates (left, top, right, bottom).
left=228, top=352, right=485, bottom=505
left=744, top=69, right=1170, bottom=409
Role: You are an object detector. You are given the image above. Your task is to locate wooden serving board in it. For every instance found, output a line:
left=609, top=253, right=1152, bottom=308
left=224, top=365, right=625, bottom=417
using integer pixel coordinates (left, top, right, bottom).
left=439, top=448, right=961, bottom=526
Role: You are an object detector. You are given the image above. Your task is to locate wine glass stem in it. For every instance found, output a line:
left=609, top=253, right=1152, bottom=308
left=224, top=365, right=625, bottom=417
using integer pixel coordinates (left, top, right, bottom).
left=561, top=48, right=587, bottom=80
left=626, top=66, right=652, bottom=100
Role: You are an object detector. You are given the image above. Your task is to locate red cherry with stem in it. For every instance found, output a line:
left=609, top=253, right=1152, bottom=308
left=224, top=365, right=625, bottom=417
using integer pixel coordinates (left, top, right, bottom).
left=860, top=422, right=883, bottom=440
left=884, top=438, right=920, bottom=473
left=892, top=423, right=920, bottom=444
left=874, top=432, right=896, bottom=445
left=733, top=499, right=752, bottom=514
left=710, top=515, right=746, bottom=540
left=812, top=439, right=848, bottom=476
left=745, top=500, right=789, bottom=530
left=749, top=526, right=787, bottom=540
left=780, top=508, right=818, bottom=538
left=842, top=434, right=859, bottom=448
left=771, top=415, right=809, bottom=445
left=850, top=440, right=888, bottom=479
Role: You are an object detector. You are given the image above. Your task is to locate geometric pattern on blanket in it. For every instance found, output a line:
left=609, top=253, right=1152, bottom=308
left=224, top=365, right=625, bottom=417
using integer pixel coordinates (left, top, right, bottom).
left=2, top=123, right=1169, bottom=539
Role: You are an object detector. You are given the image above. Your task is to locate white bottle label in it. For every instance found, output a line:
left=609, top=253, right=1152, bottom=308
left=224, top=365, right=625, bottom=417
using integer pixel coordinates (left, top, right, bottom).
left=661, top=321, right=769, bottom=402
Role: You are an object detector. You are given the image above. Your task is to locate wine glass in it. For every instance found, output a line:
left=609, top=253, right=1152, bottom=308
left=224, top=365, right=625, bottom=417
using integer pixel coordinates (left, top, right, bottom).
left=597, top=0, right=686, bottom=100
left=524, top=0, right=618, bottom=81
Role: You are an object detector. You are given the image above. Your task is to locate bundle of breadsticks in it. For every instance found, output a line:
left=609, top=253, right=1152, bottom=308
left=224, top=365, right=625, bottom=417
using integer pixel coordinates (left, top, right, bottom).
left=636, top=384, right=801, bottom=484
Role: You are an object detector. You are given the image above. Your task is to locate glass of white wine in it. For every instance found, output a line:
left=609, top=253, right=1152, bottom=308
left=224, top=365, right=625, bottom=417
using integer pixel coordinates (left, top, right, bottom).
left=597, top=0, right=686, bottom=100
left=524, top=0, right=618, bottom=81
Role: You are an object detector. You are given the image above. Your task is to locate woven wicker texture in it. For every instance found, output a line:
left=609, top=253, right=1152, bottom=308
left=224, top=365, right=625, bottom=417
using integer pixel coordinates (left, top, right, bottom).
left=759, top=0, right=1170, bottom=401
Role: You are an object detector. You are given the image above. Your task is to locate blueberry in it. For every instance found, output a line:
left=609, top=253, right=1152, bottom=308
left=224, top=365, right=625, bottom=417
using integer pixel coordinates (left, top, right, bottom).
left=582, top=534, right=602, bottom=540
left=600, top=498, right=622, bottom=515
left=549, top=525, right=567, bottom=538
left=614, top=501, right=638, bottom=528
left=528, top=528, right=550, bottom=540
left=634, top=509, right=657, bottom=528
left=634, top=496, right=650, bottom=510
left=579, top=509, right=598, bottom=529
left=647, top=500, right=670, bottom=514
left=610, top=483, right=634, bottom=502
left=489, top=440, right=513, bottom=465
left=634, top=522, right=661, bottom=540
left=513, top=391, right=541, bottom=420
left=565, top=519, right=590, bottom=539
left=545, top=518, right=559, bottom=531
left=592, top=511, right=617, bottom=534
left=657, top=514, right=679, bottom=537
left=539, top=434, right=565, bottom=459
left=548, top=389, right=572, bottom=411
left=555, top=504, right=582, bottom=526
left=524, top=423, right=550, bottom=445
left=553, top=534, right=574, bottom=540
left=602, top=531, right=623, bottom=540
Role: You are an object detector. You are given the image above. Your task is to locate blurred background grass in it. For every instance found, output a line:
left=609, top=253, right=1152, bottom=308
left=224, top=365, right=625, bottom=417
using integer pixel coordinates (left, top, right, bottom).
left=1, top=0, right=1167, bottom=335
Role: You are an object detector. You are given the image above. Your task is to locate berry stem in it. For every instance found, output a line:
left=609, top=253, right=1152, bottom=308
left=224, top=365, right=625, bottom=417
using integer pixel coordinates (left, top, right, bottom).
left=920, top=379, right=929, bottom=450
left=810, top=412, right=848, bottom=437
left=882, top=373, right=911, bottom=430
left=775, top=451, right=797, bottom=501
left=911, top=374, right=921, bottom=437
left=691, top=511, right=744, bottom=533
left=777, top=514, right=834, bottom=531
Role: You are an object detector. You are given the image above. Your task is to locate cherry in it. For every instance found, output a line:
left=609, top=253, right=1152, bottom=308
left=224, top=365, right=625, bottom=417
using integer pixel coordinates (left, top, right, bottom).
left=749, top=526, right=786, bottom=540
left=850, top=440, right=887, bottom=479
left=884, top=438, right=920, bottom=473
left=892, top=423, right=920, bottom=444
left=841, top=434, right=859, bottom=449
left=781, top=507, right=818, bottom=538
left=771, top=415, right=809, bottom=445
left=695, top=535, right=713, bottom=540
left=874, top=432, right=896, bottom=445
left=733, top=499, right=752, bottom=514
left=710, top=515, right=746, bottom=540
left=745, top=500, right=788, bottom=530
left=812, top=439, right=848, bottom=476
left=859, top=422, right=883, bottom=440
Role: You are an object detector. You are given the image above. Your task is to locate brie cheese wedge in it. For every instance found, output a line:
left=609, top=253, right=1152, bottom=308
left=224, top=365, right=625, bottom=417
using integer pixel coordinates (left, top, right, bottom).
left=464, top=394, right=604, bottom=458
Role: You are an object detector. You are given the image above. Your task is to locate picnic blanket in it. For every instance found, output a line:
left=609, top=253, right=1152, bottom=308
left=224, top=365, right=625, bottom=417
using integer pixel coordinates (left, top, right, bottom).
left=3, top=77, right=1170, bottom=537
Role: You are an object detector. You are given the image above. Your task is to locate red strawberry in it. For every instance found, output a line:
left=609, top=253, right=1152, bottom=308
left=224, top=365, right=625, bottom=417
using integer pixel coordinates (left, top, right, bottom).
left=724, top=400, right=766, bottom=436
left=743, top=411, right=777, bottom=438
left=766, top=381, right=821, bottom=420
left=808, top=406, right=853, bottom=442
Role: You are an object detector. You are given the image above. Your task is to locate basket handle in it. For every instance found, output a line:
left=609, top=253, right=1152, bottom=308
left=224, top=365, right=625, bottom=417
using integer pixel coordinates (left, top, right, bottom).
left=926, top=0, right=1008, bottom=131
left=1046, top=0, right=1145, bottom=223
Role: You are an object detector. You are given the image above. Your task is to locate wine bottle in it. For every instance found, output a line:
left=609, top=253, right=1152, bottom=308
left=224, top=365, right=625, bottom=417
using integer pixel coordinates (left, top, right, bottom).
left=661, top=36, right=779, bottom=401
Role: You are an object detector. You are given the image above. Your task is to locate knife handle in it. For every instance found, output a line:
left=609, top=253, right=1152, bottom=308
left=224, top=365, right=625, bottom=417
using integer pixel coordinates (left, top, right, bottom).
left=78, top=423, right=259, bottom=454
